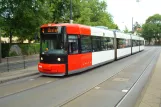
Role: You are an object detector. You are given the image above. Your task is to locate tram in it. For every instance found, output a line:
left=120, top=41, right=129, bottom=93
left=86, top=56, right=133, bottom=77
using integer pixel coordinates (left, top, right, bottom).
left=38, top=23, right=144, bottom=76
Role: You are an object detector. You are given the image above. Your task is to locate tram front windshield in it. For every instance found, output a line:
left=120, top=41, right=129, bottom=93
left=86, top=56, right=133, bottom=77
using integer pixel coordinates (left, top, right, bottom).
left=41, top=34, right=67, bottom=55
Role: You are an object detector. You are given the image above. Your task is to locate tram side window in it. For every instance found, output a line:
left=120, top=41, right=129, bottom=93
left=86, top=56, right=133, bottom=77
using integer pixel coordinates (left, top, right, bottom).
left=140, top=40, right=144, bottom=45
left=108, top=38, right=114, bottom=50
left=102, top=37, right=114, bottom=50
left=100, top=37, right=105, bottom=51
left=139, top=40, right=141, bottom=46
left=92, top=36, right=101, bottom=52
left=81, top=36, right=92, bottom=53
left=142, top=41, right=144, bottom=45
left=117, top=39, right=126, bottom=49
left=137, top=40, right=140, bottom=46
left=132, top=40, right=136, bottom=46
left=68, top=35, right=78, bottom=54
left=126, top=39, right=131, bottom=47
left=132, top=40, right=138, bottom=46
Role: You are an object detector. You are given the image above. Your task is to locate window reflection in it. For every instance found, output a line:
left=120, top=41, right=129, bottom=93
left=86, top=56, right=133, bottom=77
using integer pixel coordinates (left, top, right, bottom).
left=68, top=35, right=78, bottom=54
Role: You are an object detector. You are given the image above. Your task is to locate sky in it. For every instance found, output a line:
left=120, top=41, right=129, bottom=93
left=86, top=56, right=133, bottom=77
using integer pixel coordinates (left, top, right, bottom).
left=106, top=0, right=161, bottom=31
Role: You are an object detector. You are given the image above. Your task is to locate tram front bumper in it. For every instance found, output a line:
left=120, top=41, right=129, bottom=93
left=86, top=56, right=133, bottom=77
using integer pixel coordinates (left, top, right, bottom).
left=38, top=63, right=66, bottom=75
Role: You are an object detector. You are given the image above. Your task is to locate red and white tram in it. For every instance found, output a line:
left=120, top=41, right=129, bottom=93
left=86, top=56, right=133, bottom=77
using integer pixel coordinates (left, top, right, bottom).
left=38, top=23, right=144, bottom=76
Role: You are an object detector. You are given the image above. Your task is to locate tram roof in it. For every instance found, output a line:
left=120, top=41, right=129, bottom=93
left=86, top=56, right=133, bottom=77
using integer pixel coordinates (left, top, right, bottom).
left=41, top=23, right=91, bottom=35
left=41, top=23, right=90, bottom=28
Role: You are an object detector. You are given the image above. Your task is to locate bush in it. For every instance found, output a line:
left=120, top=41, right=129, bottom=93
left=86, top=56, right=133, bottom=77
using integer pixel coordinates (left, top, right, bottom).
left=9, top=51, right=19, bottom=57
left=19, top=43, right=40, bottom=55
left=2, top=43, right=40, bottom=58
left=19, top=44, right=29, bottom=55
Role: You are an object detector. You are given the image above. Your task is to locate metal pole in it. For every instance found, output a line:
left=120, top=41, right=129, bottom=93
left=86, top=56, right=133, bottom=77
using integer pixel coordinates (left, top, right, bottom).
left=70, top=0, right=73, bottom=23
left=23, top=55, right=25, bottom=69
left=133, top=0, right=140, bottom=34
left=7, top=57, right=9, bottom=72
left=132, top=17, right=134, bottom=33
left=113, top=31, right=117, bottom=61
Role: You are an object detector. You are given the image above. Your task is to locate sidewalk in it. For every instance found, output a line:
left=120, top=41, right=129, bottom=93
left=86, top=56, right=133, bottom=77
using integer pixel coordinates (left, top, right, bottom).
left=136, top=53, right=161, bottom=107
left=0, top=66, right=39, bottom=83
left=0, top=54, right=39, bottom=83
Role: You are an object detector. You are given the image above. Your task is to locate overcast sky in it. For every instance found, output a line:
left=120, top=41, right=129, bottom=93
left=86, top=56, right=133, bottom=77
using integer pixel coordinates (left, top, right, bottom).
left=106, top=0, right=161, bottom=31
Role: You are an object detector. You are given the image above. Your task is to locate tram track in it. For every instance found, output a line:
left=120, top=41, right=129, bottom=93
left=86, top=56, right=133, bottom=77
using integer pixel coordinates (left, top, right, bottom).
left=0, top=47, right=150, bottom=99
left=115, top=48, right=161, bottom=107
left=56, top=47, right=158, bottom=107
left=0, top=47, right=157, bottom=107
left=58, top=64, right=133, bottom=107
left=0, top=75, right=60, bottom=99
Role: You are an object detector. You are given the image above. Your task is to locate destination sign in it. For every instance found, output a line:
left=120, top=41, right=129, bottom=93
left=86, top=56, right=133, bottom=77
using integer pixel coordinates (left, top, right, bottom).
left=41, top=27, right=61, bottom=34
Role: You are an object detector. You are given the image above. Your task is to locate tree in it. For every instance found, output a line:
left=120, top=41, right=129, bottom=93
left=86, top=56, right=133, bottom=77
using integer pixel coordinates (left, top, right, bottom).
left=0, top=0, right=52, bottom=43
left=133, top=22, right=142, bottom=35
left=124, top=26, right=129, bottom=33
left=133, top=22, right=141, bottom=32
left=49, top=0, right=119, bottom=29
left=141, top=14, right=161, bottom=44
left=142, top=23, right=153, bottom=44
left=0, top=0, right=15, bottom=43
left=74, top=0, right=118, bottom=29
left=0, top=0, right=119, bottom=43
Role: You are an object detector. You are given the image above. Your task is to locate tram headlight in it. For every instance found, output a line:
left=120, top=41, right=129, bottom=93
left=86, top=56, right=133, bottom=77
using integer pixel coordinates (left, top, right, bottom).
left=41, top=57, right=43, bottom=60
left=57, top=58, right=61, bottom=61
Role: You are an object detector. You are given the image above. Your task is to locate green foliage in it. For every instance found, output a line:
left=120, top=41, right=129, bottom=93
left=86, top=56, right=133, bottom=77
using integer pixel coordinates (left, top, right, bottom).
left=0, top=0, right=119, bottom=43
left=18, top=44, right=29, bottom=55
left=72, top=0, right=118, bottom=29
left=124, top=26, right=129, bottom=33
left=19, top=43, right=40, bottom=55
left=9, top=51, right=18, bottom=57
left=146, top=14, right=161, bottom=23
left=141, top=14, right=161, bottom=44
left=1, top=43, right=40, bottom=58
left=133, top=22, right=141, bottom=32
left=0, top=0, right=52, bottom=41
left=49, top=0, right=118, bottom=29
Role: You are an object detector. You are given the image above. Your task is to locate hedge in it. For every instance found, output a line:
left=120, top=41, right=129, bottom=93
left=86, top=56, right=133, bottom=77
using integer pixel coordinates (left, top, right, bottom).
left=2, top=43, right=40, bottom=58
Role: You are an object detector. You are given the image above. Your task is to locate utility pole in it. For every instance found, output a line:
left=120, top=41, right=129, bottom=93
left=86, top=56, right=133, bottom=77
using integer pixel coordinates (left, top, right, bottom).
left=132, top=0, right=140, bottom=33
left=70, top=0, right=73, bottom=23
left=132, top=17, right=134, bottom=33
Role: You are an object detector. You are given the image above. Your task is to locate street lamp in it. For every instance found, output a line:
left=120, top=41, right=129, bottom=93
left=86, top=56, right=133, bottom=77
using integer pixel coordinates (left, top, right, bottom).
left=70, top=0, right=73, bottom=23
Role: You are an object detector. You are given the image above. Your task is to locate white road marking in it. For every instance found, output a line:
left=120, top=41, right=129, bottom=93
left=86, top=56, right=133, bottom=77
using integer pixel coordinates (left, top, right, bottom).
left=29, top=79, right=35, bottom=81
left=46, top=81, right=52, bottom=84
left=95, top=87, right=100, bottom=89
left=122, top=89, right=128, bottom=92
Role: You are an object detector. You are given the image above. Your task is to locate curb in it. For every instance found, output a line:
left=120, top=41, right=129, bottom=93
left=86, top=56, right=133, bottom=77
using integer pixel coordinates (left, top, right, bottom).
left=137, top=52, right=161, bottom=107
left=0, top=72, right=39, bottom=84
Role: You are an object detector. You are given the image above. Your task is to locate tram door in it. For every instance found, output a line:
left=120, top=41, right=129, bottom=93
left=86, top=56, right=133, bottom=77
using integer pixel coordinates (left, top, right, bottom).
left=67, top=35, right=80, bottom=72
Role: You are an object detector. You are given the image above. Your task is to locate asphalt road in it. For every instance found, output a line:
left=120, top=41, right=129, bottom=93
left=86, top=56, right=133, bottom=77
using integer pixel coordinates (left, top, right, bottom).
left=0, top=46, right=160, bottom=107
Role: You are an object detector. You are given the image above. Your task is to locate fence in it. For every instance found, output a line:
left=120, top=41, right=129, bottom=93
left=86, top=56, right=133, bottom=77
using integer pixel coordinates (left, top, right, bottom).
left=0, top=55, right=39, bottom=72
